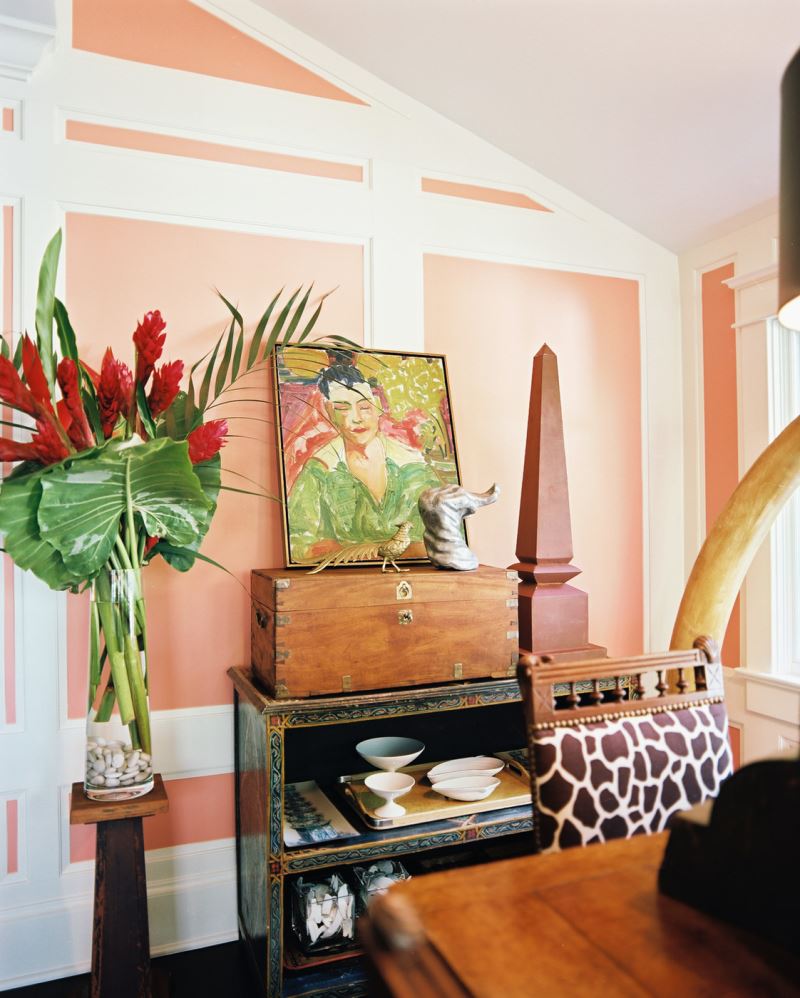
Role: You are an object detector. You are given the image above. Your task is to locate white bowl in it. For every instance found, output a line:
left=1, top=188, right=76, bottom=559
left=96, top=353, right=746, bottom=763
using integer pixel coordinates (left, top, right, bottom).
left=356, top=737, right=425, bottom=772
left=429, top=768, right=504, bottom=784
left=427, top=757, right=504, bottom=781
left=431, top=776, right=500, bottom=802
left=365, top=771, right=416, bottom=818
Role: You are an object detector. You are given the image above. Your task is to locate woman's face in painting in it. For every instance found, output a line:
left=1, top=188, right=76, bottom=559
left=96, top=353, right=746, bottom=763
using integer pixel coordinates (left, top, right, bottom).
left=325, top=380, right=381, bottom=446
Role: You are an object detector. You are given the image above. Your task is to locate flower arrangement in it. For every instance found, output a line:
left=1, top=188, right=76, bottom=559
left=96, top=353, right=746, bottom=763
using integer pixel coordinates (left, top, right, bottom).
left=0, top=231, right=346, bottom=798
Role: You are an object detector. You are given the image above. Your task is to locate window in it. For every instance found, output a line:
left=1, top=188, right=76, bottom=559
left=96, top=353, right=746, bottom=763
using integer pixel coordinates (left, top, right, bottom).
left=768, top=317, right=800, bottom=675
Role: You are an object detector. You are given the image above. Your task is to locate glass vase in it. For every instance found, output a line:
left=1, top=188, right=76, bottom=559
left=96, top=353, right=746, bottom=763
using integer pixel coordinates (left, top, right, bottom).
left=84, top=568, right=153, bottom=801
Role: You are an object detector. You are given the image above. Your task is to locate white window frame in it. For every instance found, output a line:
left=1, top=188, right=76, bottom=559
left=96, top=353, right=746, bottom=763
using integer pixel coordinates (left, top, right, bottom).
left=767, top=316, right=800, bottom=677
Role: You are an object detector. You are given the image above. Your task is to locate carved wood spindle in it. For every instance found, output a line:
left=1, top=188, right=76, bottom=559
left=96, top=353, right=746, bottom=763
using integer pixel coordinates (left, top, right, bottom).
left=695, top=666, right=708, bottom=691
left=566, top=681, right=579, bottom=710
left=611, top=675, right=625, bottom=702
left=676, top=667, right=688, bottom=694
left=656, top=670, right=668, bottom=697
left=590, top=678, right=602, bottom=706
left=635, top=672, right=647, bottom=699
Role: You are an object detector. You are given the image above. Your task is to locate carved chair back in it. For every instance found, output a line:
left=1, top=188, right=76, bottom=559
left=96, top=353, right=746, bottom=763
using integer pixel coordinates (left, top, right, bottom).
left=517, top=637, right=733, bottom=853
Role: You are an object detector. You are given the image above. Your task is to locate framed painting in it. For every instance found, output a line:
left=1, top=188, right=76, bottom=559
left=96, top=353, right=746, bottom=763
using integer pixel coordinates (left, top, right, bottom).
left=274, top=345, right=462, bottom=568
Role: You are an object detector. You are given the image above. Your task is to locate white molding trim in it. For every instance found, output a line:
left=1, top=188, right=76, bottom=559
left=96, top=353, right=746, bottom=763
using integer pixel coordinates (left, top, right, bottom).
left=722, top=263, right=778, bottom=291
left=767, top=317, right=800, bottom=678
left=56, top=106, right=370, bottom=182
left=416, top=166, right=563, bottom=217
left=731, top=311, right=778, bottom=330
left=0, top=14, right=55, bottom=83
left=56, top=197, right=372, bottom=247
left=55, top=705, right=235, bottom=785
left=728, top=667, right=800, bottom=694
left=421, top=243, right=646, bottom=282
left=0, top=96, right=22, bottom=139
left=1, top=838, right=237, bottom=989
left=724, top=666, right=800, bottom=766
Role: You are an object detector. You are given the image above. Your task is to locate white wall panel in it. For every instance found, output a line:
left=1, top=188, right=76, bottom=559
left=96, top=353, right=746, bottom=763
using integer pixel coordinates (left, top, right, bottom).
left=0, top=0, right=683, bottom=985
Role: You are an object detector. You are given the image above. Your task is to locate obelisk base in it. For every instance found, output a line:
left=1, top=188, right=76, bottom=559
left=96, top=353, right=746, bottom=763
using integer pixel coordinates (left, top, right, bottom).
left=517, top=580, right=606, bottom=661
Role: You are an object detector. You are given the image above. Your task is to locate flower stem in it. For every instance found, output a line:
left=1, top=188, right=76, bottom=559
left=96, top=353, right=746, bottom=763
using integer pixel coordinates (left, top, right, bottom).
left=95, top=597, right=135, bottom=725
left=124, top=455, right=138, bottom=567
left=124, top=632, right=150, bottom=754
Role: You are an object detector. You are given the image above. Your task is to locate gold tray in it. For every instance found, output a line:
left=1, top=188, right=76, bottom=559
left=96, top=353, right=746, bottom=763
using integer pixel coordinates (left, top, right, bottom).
left=338, top=753, right=531, bottom=829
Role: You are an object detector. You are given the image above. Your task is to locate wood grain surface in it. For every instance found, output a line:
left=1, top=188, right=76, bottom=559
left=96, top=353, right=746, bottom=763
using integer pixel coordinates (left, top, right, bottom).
left=251, top=565, right=518, bottom=697
left=364, top=832, right=800, bottom=997
left=70, top=774, right=169, bottom=825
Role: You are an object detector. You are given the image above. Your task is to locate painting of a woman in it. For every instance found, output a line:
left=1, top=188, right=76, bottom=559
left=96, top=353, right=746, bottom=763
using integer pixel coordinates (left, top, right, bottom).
left=275, top=347, right=460, bottom=566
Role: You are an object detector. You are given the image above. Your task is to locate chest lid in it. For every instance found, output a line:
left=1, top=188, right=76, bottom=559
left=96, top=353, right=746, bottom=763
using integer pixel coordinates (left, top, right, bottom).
left=251, top=564, right=518, bottom=612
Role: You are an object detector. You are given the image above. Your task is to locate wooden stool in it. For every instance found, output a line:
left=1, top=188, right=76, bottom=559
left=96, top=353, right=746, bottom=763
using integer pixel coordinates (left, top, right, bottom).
left=70, top=775, right=169, bottom=998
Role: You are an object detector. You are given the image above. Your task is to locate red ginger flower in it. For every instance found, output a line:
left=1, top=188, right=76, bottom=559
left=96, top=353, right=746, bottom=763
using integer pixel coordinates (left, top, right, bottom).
left=56, top=358, right=94, bottom=451
left=97, top=348, right=133, bottom=438
left=187, top=419, right=228, bottom=464
left=0, top=437, right=39, bottom=462
left=0, top=355, right=40, bottom=417
left=29, top=418, right=69, bottom=465
left=21, top=336, right=55, bottom=415
left=148, top=360, right=183, bottom=416
left=133, top=310, right=166, bottom=384
left=0, top=419, right=71, bottom=466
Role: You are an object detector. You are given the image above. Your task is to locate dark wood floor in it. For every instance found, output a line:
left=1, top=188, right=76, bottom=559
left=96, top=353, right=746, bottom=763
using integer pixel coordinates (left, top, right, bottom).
left=6, top=942, right=259, bottom=998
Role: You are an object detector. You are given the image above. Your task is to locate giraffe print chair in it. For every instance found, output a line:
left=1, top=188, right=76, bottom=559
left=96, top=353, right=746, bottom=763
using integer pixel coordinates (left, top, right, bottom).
left=517, top=637, right=733, bottom=854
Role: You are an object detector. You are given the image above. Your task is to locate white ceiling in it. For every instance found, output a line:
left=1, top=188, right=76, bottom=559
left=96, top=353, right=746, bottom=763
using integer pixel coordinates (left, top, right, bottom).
left=253, top=0, right=800, bottom=251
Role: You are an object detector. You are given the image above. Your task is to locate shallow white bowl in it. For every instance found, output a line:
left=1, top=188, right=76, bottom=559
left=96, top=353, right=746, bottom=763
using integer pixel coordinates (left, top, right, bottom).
left=429, top=768, right=503, bottom=784
left=431, top=775, right=500, bottom=802
left=356, top=737, right=425, bottom=772
left=427, top=757, right=504, bottom=781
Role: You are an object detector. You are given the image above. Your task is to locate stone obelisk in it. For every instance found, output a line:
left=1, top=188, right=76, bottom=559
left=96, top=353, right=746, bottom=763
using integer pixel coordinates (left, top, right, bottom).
left=509, top=344, right=605, bottom=660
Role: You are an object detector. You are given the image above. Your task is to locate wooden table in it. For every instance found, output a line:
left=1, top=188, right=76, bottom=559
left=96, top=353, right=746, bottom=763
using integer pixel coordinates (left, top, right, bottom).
left=362, top=832, right=800, bottom=997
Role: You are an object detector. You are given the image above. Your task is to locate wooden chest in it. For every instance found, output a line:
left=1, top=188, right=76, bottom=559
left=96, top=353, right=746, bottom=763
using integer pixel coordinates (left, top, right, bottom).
left=250, top=565, right=519, bottom=698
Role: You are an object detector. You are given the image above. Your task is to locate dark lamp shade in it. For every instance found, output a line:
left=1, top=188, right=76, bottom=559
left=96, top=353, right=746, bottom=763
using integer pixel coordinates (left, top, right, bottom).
left=779, top=46, right=800, bottom=330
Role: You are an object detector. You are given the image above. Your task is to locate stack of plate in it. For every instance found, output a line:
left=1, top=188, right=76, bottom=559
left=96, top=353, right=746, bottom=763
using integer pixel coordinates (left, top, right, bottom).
left=427, top=756, right=504, bottom=801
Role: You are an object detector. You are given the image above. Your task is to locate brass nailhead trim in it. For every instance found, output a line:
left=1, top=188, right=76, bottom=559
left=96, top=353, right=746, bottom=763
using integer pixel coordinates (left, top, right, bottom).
left=533, top=696, right=724, bottom=731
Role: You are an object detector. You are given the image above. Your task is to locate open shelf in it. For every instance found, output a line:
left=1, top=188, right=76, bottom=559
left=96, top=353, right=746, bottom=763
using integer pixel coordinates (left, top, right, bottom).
left=284, top=942, right=363, bottom=972
left=281, top=956, right=367, bottom=997
left=282, top=798, right=532, bottom=873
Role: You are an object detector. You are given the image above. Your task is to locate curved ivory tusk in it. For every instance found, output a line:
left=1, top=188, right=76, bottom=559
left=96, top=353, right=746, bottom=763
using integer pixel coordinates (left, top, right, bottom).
left=671, top=414, right=800, bottom=651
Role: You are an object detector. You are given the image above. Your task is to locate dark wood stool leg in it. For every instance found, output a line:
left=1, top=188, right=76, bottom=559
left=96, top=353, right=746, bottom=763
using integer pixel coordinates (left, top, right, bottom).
left=91, top=816, right=151, bottom=998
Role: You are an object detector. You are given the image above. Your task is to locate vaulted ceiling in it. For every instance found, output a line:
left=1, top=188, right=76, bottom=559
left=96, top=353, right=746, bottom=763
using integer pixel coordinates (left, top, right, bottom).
left=254, top=0, right=800, bottom=251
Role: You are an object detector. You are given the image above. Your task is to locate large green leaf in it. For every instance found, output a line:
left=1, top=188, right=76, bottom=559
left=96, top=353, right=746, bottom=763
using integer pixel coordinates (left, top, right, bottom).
left=35, top=231, right=62, bottom=392
left=53, top=297, right=78, bottom=362
left=159, top=390, right=199, bottom=440
left=37, top=438, right=212, bottom=579
left=156, top=454, right=220, bottom=572
left=0, top=464, right=84, bottom=591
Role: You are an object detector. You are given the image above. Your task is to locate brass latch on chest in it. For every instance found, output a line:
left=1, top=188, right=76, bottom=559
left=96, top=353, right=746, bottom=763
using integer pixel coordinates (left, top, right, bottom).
left=396, top=581, right=413, bottom=601
left=398, top=609, right=413, bottom=625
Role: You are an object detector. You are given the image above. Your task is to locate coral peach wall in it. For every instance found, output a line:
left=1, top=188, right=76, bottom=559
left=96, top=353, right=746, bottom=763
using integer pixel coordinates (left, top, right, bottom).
left=701, top=264, right=740, bottom=667
left=65, top=213, right=364, bottom=717
left=69, top=773, right=234, bottom=862
left=72, top=0, right=364, bottom=104
left=424, top=254, right=643, bottom=656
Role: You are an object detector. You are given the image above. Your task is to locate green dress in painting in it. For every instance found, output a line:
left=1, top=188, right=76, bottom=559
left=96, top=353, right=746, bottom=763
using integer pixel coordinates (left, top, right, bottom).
left=288, top=435, right=441, bottom=562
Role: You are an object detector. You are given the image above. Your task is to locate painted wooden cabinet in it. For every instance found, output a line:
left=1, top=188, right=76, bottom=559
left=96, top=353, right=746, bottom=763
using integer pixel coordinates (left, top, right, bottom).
left=230, top=668, right=532, bottom=997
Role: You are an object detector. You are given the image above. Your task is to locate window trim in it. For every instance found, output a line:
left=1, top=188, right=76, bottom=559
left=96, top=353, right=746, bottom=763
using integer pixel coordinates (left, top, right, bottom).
left=767, top=316, right=800, bottom=676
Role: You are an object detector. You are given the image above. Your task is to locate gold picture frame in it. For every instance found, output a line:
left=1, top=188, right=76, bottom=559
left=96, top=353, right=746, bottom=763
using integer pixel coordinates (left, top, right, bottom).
left=273, top=344, right=462, bottom=569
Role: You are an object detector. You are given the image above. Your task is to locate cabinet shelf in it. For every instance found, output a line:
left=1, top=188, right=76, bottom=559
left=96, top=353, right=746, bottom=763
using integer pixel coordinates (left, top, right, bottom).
left=231, top=666, right=532, bottom=996
left=283, top=801, right=532, bottom=873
